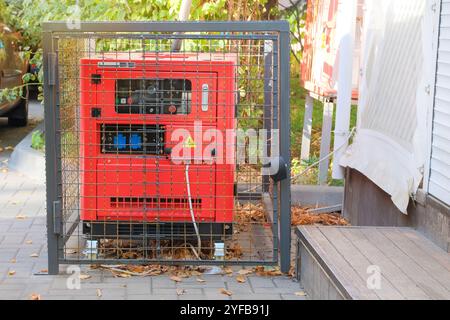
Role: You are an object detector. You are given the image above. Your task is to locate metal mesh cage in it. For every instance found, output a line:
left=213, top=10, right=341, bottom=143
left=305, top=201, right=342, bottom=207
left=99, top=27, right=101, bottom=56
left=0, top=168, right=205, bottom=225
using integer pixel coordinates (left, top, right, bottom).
left=43, top=21, right=290, bottom=274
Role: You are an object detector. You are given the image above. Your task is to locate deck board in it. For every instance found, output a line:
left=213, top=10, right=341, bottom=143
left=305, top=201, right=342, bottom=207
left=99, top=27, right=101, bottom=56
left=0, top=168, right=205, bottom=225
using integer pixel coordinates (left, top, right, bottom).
left=300, top=227, right=378, bottom=299
left=341, top=228, right=430, bottom=299
left=320, top=227, right=403, bottom=300
left=364, top=228, right=449, bottom=300
left=296, top=226, right=450, bottom=300
left=300, top=226, right=371, bottom=299
left=381, top=229, right=450, bottom=289
left=400, top=228, right=450, bottom=272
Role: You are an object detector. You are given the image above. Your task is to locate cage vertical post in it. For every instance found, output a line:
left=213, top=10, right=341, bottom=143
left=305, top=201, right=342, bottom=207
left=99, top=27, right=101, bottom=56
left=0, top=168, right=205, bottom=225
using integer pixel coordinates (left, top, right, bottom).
left=279, top=28, right=291, bottom=273
left=263, top=40, right=273, bottom=193
left=43, top=31, right=61, bottom=275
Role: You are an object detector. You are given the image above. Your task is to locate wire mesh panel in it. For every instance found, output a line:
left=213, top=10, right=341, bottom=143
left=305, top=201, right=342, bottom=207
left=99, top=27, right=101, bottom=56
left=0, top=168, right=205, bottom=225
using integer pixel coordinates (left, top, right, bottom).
left=43, top=22, right=290, bottom=274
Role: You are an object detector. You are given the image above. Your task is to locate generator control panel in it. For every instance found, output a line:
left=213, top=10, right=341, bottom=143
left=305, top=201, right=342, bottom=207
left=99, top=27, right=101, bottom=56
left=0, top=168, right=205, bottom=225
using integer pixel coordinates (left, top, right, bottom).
left=115, top=79, right=192, bottom=115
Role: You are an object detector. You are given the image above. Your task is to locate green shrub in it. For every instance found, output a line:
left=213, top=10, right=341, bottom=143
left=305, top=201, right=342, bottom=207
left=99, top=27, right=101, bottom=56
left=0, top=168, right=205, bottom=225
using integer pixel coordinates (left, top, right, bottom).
left=31, top=130, right=45, bottom=152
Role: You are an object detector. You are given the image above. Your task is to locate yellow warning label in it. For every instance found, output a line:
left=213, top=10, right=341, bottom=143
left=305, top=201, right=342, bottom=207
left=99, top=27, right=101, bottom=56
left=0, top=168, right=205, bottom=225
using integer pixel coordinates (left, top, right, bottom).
left=184, top=136, right=196, bottom=148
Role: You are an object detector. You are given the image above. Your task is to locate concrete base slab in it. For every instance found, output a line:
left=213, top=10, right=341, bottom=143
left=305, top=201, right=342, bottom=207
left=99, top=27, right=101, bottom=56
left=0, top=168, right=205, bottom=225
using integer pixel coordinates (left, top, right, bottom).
left=291, top=185, right=344, bottom=207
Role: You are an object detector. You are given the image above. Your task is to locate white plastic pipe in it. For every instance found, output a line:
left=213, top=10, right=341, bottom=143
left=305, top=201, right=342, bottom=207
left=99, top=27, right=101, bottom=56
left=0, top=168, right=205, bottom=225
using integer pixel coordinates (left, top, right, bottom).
left=185, top=163, right=201, bottom=254
left=301, top=93, right=314, bottom=161
left=332, top=0, right=358, bottom=179
left=171, top=0, right=193, bottom=52
left=178, top=0, right=192, bottom=21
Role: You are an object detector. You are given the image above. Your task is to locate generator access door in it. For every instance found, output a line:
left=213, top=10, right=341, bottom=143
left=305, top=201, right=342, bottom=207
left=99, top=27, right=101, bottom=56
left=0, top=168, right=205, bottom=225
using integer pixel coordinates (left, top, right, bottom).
left=93, top=70, right=220, bottom=223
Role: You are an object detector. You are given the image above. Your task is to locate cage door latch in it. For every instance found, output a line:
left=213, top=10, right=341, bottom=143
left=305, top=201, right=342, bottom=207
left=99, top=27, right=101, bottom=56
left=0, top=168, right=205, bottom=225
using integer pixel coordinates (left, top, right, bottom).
left=52, top=200, right=62, bottom=235
left=263, top=156, right=288, bottom=182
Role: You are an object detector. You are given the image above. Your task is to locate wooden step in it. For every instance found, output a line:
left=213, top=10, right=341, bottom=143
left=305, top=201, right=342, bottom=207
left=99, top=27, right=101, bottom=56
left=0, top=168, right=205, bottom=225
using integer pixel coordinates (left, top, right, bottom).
left=295, top=226, right=450, bottom=300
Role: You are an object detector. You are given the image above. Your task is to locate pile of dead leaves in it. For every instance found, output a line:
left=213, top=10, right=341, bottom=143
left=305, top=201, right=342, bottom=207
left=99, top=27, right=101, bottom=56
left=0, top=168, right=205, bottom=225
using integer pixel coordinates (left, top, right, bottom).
left=234, top=202, right=267, bottom=232
left=225, top=242, right=243, bottom=259
left=93, top=263, right=284, bottom=279
left=92, top=264, right=207, bottom=278
left=237, top=165, right=262, bottom=183
left=99, top=239, right=214, bottom=260
left=291, top=206, right=349, bottom=226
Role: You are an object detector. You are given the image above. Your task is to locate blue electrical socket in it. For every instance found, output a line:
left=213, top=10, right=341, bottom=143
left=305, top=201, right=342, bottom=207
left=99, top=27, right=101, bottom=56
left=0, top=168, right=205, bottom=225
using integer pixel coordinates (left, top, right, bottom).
left=114, top=133, right=127, bottom=150
left=130, top=133, right=142, bottom=150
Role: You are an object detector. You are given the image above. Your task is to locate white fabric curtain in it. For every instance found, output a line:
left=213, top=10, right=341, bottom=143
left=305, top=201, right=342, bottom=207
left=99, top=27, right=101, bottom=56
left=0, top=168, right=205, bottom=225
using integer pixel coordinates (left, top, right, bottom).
left=340, top=0, right=436, bottom=213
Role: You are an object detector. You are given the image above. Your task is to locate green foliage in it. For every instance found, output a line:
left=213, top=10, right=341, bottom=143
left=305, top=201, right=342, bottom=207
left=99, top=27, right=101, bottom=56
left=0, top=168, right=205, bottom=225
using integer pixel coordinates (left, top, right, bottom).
left=0, top=0, right=9, bottom=23
left=291, top=157, right=319, bottom=185
left=4, top=0, right=231, bottom=49
left=1, top=0, right=285, bottom=102
left=31, top=130, right=45, bottom=151
left=2, top=0, right=311, bottom=171
left=0, top=87, right=21, bottom=103
left=279, top=1, right=306, bottom=63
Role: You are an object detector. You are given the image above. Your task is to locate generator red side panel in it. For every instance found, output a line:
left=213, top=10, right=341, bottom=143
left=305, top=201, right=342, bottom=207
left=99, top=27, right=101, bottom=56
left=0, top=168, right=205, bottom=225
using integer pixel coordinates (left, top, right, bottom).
left=79, top=54, right=236, bottom=224
left=80, top=59, right=98, bottom=221
left=214, top=62, right=236, bottom=223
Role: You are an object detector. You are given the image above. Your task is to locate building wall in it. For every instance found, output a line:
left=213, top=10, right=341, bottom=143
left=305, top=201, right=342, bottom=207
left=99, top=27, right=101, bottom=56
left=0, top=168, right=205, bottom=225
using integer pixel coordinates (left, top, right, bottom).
left=344, top=168, right=450, bottom=253
left=427, top=0, right=450, bottom=205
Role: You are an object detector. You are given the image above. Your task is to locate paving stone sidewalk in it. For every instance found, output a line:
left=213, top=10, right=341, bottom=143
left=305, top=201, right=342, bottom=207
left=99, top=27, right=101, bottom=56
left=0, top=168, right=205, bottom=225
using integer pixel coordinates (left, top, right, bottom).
left=0, top=169, right=306, bottom=300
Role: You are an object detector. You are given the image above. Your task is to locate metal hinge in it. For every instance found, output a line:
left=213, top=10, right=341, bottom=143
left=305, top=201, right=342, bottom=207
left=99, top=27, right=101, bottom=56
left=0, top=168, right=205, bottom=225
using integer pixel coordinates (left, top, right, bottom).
left=47, top=53, right=57, bottom=86
left=52, top=200, right=62, bottom=235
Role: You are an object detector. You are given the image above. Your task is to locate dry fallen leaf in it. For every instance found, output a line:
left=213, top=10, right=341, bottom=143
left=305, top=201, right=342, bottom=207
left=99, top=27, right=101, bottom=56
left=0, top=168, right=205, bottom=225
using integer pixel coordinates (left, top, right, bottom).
left=25, top=240, right=33, bottom=245
left=40, top=269, right=48, bottom=273
left=196, top=278, right=206, bottom=283
left=294, top=291, right=307, bottom=297
left=288, top=266, right=296, bottom=278
left=10, top=259, right=16, bottom=264
left=121, top=251, right=140, bottom=259
left=222, top=267, right=233, bottom=275
left=30, top=253, right=39, bottom=258
left=170, top=275, right=182, bottom=283
left=220, top=288, right=233, bottom=296
left=176, top=288, right=186, bottom=296
left=30, top=293, right=41, bottom=300
left=254, top=266, right=283, bottom=277
left=115, top=273, right=131, bottom=278
left=8, top=270, right=16, bottom=276
left=238, top=269, right=253, bottom=276
left=15, top=214, right=27, bottom=220
left=291, top=206, right=349, bottom=226
left=79, top=274, right=91, bottom=280
left=96, top=289, right=102, bottom=297
left=236, top=275, right=247, bottom=283
left=176, top=271, right=190, bottom=278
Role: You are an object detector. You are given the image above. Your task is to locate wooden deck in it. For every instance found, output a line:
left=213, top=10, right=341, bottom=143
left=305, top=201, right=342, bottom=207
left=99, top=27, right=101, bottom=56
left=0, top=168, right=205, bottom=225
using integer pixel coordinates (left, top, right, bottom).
left=295, top=226, right=450, bottom=300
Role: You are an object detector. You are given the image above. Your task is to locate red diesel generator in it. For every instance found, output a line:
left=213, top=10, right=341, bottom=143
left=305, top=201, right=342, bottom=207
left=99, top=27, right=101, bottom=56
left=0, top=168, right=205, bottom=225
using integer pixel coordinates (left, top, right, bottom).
left=79, top=52, right=237, bottom=240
